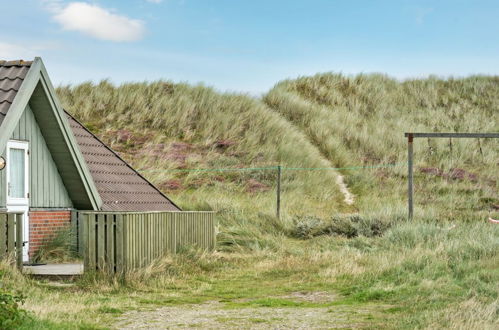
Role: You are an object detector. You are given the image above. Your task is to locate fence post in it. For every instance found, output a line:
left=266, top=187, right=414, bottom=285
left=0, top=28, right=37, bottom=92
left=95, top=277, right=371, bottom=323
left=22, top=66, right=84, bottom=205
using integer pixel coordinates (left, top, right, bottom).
left=408, top=134, right=414, bottom=220
left=276, top=165, right=282, bottom=219
left=70, top=210, right=78, bottom=254
left=0, top=213, right=6, bottom=260
left=16, top=213, right=23, bottom=269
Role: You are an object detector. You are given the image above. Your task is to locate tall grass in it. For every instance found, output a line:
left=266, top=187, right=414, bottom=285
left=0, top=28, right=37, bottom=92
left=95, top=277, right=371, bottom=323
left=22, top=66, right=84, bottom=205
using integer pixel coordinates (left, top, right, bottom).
left=55, top=75, right=499, bottom=246
left=47, top=74, right=499, bottom=327
left=57, top=81, right=347, bottom=219
left=265, top=73, right=498, bottom=220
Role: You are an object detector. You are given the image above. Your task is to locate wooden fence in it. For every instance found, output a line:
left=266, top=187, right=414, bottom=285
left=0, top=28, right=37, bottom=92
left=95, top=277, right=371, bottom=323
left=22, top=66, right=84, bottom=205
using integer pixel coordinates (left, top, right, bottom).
left=0, top=212, right=23, bottom=269
left=79, top=211, right=216, bottom=274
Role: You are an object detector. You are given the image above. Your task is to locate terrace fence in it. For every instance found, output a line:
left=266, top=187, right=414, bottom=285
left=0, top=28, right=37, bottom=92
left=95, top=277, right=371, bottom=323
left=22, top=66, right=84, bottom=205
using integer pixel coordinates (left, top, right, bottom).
left=0, top=212, right=23, bottom=269
left=75, top=211, right=216, bottom=274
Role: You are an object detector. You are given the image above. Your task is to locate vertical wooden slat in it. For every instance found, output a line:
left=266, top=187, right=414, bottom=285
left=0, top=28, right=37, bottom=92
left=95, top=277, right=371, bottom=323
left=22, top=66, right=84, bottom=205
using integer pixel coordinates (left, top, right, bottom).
left=135, top=214, right=139, bottom=268
left=83, top=213, right=88, bottom=270
left=16, top=213, right=23, bottom=269
left=154, top=213, right=158, bottom=259
left=97, top=214, right=106, bottom=270
left=129, top=214, right=134, bottom=269
left=129, top=214, right=133, bottom=269
left=147, top=214, right=150, bottom=264
left=134, top=214, right=138, bottom=269
left=115, top=214, right=124, bottom=273
left=87, top=214, right=96, bottom=271
left=144, top=214, right=148, bottom=266
left=106, top=214, right=115, bottom=273
left=173, top=212, right=178, bottom=254
left=78, top=212, right=85, bottom=256
left=7, top=214, right=15, bottom=256
left=152, top=214, right=156, bottom=259
left=0, top=213, right=6, bottom=259
left=212, top=213, right=216, bottom=250
left=70, top=211, right=77, bottom=252
left=165, top=213, right=170, bottom=253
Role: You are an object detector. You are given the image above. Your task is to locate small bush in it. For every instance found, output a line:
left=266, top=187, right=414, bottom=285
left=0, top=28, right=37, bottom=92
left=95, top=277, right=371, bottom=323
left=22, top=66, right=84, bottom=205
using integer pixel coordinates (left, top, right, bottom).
left=0, top=289, right=30, bottom=329
left=292, top=216, right=324, bottom=239
left=291, top=213, right=395, bottom=239
left=32, top=228, right=79, bottom=263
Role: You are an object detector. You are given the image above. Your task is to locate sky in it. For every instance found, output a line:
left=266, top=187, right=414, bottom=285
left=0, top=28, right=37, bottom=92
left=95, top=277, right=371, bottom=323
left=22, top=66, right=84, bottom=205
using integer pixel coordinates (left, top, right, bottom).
left=1, top=0, right=499, bottom=94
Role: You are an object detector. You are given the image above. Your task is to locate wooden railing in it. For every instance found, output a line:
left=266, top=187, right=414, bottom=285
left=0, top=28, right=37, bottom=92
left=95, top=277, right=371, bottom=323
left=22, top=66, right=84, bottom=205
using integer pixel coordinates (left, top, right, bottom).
left=0, top=212, right=23, bottom=269
left=79, top=211, right=216, bottom=274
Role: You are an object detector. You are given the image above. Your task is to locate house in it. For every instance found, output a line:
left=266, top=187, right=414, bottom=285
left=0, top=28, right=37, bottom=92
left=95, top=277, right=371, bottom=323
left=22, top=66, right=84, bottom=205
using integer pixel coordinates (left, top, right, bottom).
left=0, top=58, right=180, bottom=262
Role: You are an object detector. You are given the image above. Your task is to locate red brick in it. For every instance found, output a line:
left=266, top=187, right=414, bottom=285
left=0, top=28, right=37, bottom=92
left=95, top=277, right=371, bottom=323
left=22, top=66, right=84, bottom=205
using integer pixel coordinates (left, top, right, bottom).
left=28, top=210, right=71, bottom=257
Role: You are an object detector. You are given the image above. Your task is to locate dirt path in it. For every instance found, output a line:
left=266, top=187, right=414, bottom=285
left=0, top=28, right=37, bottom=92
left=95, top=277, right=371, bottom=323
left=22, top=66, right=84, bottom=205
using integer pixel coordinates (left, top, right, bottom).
left=115, top=293, right=386, bottom=329
left=336, top=173, right=355, bottom=205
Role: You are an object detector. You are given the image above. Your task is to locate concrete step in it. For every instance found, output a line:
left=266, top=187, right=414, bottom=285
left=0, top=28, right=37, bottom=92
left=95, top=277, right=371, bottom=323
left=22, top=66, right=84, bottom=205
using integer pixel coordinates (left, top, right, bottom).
left=23, top=263, right=84, bottom=280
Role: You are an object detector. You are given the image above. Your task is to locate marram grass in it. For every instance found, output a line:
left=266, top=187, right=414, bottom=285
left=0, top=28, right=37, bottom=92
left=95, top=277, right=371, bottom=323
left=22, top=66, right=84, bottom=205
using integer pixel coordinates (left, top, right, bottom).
left=2, top=73, right=496, bottom=328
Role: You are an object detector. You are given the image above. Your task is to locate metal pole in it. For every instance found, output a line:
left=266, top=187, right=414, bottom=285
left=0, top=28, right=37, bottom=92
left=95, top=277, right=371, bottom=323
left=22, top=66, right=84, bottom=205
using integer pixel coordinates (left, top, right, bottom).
left=277, top=165, right=281, bottom=219
left=408, top=134, right=414, bottom=220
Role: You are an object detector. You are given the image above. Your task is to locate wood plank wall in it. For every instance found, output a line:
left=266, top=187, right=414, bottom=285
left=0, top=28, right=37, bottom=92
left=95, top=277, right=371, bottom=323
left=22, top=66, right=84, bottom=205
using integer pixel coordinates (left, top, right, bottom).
left=79, top=211, right=216, bottom=274
left=0, top=212, right=24, bottom=269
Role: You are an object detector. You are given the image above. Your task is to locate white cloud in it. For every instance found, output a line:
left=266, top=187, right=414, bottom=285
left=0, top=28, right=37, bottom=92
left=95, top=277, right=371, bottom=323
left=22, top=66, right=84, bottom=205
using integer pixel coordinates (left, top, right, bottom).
left=145, top=0, right=163, bottom=3
left=52, top=2, right=145, bottom=42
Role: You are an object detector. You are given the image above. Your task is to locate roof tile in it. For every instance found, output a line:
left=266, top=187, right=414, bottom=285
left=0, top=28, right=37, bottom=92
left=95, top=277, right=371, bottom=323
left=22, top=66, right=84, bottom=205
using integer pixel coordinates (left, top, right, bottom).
left=0, top=60, right=33, bottom=118
left=66, top=112, right=180, bottom=211
left=0, top=89, right=17, bottom=103
left=0, top=65, right=30, bottom=79
left=0, top=78, right=23, bottom=91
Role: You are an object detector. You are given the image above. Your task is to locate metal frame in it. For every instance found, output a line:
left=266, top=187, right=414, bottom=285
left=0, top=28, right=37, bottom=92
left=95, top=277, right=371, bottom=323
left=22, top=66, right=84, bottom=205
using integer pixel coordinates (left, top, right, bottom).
left=405, top=132, right=499, bottom=220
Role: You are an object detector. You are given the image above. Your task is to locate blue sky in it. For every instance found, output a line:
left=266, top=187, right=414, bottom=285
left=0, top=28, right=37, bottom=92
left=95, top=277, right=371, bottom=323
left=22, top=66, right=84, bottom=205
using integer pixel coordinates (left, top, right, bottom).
left=1, top=0, right=499, bottom=94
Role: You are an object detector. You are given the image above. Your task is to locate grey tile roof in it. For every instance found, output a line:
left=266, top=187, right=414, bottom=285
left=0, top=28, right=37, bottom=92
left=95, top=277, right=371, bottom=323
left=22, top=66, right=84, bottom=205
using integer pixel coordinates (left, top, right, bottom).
left=0, top=60, right=32, bottom=125
left=66, top=112, right=180, bottom=211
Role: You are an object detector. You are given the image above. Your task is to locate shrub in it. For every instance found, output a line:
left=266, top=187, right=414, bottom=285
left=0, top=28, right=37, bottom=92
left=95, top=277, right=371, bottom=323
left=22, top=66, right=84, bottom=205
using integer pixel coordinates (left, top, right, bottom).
left=291, top=213, right=395, bottom=239
left=32, top=228, right=79, bottom=263
left=0, top=289, right=29, bottom=329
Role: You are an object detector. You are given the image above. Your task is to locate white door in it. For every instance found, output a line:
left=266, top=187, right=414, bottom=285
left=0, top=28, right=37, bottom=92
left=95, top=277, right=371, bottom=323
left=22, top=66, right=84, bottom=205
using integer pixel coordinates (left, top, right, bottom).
left=6, top=140, right=29, bottom=262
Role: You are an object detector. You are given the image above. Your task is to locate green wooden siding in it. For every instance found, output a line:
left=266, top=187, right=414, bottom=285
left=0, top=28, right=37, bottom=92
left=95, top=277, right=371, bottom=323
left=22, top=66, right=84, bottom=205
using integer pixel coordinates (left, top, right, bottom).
left=0, top=105, right=73, bottom=208
left=80, top=211, right=216, bottom=273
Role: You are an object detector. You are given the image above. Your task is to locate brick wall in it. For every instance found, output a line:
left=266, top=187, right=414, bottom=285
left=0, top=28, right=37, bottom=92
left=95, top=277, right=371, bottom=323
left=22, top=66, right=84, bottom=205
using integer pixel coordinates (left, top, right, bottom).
left=29, top=210, right=71, bottom=257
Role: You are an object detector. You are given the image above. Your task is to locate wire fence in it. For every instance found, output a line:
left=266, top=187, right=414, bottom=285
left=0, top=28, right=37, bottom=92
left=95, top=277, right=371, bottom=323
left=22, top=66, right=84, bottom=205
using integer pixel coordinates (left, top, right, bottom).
left=139, top=162, right=406, bottom=173
left=139, top=162, right=407, bottom=219
left=137, top=156, right=498, bottom=222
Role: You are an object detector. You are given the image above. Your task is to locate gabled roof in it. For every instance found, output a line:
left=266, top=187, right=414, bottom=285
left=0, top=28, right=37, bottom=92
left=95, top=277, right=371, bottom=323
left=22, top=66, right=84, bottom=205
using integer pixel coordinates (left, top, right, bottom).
left=0, top=57, right=180, bottom=212
left=67, top=112, right=180, bottom=211
left=0, top=58, right=102, bottom=210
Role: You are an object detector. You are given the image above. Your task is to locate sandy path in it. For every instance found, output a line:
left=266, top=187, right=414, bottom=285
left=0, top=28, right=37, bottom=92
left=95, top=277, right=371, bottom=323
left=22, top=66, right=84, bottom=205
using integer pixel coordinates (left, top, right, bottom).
left=336, top=173, right=355, bottom=205
left=115, top=293, right=386, bottom=329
